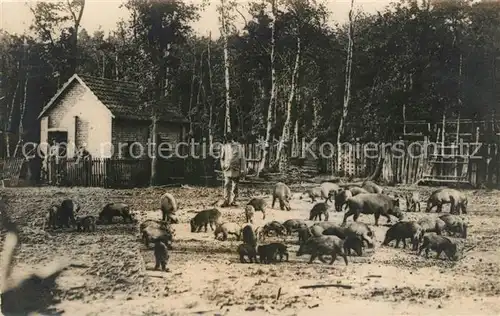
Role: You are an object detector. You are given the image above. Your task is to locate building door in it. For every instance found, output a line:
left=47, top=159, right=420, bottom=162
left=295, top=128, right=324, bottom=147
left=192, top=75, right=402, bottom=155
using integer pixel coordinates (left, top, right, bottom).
left=47, top=131, right=68, bottom=158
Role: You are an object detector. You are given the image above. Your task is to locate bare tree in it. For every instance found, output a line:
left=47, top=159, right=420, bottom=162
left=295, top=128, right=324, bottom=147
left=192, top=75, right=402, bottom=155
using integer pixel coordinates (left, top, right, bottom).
left=67, top=0, right=86, bottom=73
left=257, top=0, right=277, bottom=177
left=336, top=0, right=355, bottom=175
left=150, top=39, right=172, bottom=186
left=188, top=51, right=197, bottom=136
left=207, top=32, right=215, bottom=147
left=276, top=36, right=301, bottom=172
left=5, top=62, right=20, bottom=158
left=219, top=0, right=232, bottom=137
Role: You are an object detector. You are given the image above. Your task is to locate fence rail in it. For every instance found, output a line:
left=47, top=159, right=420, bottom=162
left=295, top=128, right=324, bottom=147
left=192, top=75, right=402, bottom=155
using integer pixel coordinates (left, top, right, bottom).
left=47, top=157, right=217, bottom=188
left=321, top=141, right=500, bottom=186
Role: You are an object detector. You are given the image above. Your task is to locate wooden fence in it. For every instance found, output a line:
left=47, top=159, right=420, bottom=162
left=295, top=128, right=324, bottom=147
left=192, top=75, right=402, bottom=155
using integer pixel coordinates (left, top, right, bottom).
left=46, top=157, right=217, bottom=188
left=322, top=141, right=500, bottom=187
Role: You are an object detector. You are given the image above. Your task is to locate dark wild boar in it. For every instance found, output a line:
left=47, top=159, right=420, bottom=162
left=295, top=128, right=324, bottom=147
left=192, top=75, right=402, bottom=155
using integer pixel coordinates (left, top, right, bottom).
left=334, top=189, right=353, bottom=212
left=418, top=233, right=459, bottom=260
left=153, top=240, right=170, bottom=271
left=382, top=221, right=423, bottom=250
left=425, top=188, right=468, bottom=214
left=247, top=198, right=267, bottom=219
left=282, top=219, right=307, bottom=235
left=296, top=235, right=348, bottom=265
left=99, top=203, right=134, bottom=224
left=309, top=202, right=330, bottom=221
left=241, top=224, right=258, bottom=248
left=56, top=199, right=80, bottom=228
left=297, top=225, right=324, bottom=245
left=342, top=193, right=403, bottom=226
left=320, top=222, right=373, bottom=255
left=75, top=215, right=97, bottom=232
left=237, top=243, right=258, bottom=263
left=142, top=226, right=173, bottom=249
left=190, top=208, right=221, bottom=233
left=343, top=235, right=364, bottom=256
left=260, top=221, right=286, bottom=239
left=258, top=243, right=289, bottom=264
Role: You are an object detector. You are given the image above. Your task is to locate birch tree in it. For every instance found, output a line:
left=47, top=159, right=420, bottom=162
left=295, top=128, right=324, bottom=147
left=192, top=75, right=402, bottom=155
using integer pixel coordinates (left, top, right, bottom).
left=276, top=36, right=300, bottom=172
left=207, top=32, right=215, bottom=147
left=257, top=0, right=277, bottom=177
left=336, top=0, right=355, bottom=174
left=218, top=0, right=233, bottom=137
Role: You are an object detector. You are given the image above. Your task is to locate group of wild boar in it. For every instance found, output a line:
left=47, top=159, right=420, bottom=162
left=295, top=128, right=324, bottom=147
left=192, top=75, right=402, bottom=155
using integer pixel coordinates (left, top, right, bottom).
left=44, top=194, right=176, bottom=272
left=182, top=180, right=469, bottom=267
left=44, top=180, right=469, bottom=272
left=45, top=200, right=136, bottom=232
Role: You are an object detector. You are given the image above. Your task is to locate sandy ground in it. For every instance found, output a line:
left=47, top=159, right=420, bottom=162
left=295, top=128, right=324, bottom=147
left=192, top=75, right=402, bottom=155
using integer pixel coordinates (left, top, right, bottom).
left=1, top=184, right=500, bottom=315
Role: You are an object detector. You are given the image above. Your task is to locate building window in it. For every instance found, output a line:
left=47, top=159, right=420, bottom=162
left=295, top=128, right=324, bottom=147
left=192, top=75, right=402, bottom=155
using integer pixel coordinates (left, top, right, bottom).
left=119, top=141, right=136, bottom=159
left=158, top=136, right=173, bottom=158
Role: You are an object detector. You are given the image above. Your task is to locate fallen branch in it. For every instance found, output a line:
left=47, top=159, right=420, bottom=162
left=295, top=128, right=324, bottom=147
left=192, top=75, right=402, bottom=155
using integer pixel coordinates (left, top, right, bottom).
left=459, top=245, right=477, bottom=260
left=276, top=287, right=281, bottom=300
left=300, top=284, right=353, bottom=290
left=69, top=263, right=89, bottom=269
left=464, top=245, right=476, bottom=253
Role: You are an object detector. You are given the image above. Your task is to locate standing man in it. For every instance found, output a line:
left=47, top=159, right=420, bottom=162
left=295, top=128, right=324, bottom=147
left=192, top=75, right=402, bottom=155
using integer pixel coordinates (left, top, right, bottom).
left=220, top=132, right=247, bottom=207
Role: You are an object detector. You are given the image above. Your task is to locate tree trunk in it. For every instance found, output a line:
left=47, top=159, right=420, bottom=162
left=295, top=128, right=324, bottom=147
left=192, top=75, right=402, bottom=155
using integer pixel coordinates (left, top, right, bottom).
left=276, top=36, right=301, bottom=173
left=102, top=54, right=106, bottom=78
left=207, top=33, right=215, bottom=147
left=13, top=71, right=29, bottom=157
left=151, top=42, right=171, bottom=186
left=196, top=51, right=204, bottom=137
left=220, top=0, right=231, bottom=137
left=68, top=0, right=85, bottom=74
left=115, top=54, right=119, bottom=79
left=293, top=118, right=299, bottom=157
left=369, top=143, right=388, bottom=182
left=312, top=96, right=318, bottom=133
left=207, top=32, right=215, bottom=148
left=336, top=0, right=355, bottom=176
left=6, top=74, right=19, bottom=158
left=150, top=114, right=158, bottom=186
left=257, top=0, right=276, bottom=177
left=441, top=110, right=446, bottom=149
left=188, top=53, right=197, bottom=136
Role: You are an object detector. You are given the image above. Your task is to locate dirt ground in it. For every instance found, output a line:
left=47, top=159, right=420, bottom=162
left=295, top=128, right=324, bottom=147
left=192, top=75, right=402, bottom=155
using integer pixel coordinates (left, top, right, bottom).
left=2, top=183, right=500, bottom=315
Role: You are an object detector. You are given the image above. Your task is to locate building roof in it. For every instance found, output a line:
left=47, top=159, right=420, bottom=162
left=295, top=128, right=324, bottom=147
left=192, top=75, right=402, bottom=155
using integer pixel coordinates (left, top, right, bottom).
left=38, top=74, right=188, bottom=123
